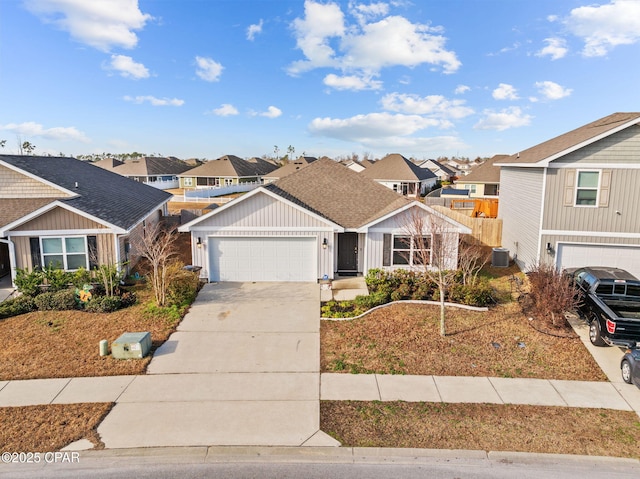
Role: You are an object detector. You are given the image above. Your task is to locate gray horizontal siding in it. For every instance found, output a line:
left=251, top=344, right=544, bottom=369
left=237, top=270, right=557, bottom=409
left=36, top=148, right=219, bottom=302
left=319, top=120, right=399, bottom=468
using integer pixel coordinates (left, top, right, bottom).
left=543, top=168, right=640, bottom=233
left=554, top=125, right=640, bottom=165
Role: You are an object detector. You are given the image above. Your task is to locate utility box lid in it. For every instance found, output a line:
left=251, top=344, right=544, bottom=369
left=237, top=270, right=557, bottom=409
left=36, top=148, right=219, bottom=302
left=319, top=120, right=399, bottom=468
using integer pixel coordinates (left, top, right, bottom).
left=112, top=332, right=151, bottom=359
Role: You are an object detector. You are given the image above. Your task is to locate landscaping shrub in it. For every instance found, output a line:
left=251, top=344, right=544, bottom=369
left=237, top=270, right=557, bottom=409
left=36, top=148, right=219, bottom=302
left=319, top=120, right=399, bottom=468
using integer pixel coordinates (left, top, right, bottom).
left=34, top=289, right=77, bottom=311
left=85, top=295, right=122, bottom=313
left=526, top=262, right=579, bottom=327
left=42, top=266, right=73, bottom=293
left=14, top=268, right=44, bottom=297
left=166, top=265, right=200, bottom=307
left=447, top=280, right=495, bottom=306
left=0, top=295, right=37, bottom=319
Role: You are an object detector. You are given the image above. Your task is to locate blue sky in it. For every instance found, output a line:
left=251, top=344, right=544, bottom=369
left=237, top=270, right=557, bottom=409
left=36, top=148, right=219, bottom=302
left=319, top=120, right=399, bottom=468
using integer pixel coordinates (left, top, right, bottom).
left=1, top=0, right=639, bottom=161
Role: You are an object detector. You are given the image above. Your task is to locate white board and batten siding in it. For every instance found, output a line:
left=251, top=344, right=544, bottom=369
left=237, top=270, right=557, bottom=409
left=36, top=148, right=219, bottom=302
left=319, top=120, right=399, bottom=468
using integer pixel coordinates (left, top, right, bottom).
left=189, top=190, right=335, bottom=282
left=498, top=167, right=545, bottom=270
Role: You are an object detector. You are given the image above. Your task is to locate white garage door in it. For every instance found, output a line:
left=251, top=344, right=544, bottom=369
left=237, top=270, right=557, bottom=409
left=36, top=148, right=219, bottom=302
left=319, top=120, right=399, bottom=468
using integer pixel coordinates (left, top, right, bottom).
left=556, top=243, right=640, bottom=279
left=209, top=237, right=317, bottom=282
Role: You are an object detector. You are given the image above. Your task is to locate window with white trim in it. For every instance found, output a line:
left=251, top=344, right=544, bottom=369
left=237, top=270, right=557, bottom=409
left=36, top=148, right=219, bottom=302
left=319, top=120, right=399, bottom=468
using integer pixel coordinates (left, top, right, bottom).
left=41, top=237, right=88, bottom=270
left=575, top=170, right=599, bottom=206
left=183, top=177, right=193, bottom=187
left=392, top=235, right=431, bottom=266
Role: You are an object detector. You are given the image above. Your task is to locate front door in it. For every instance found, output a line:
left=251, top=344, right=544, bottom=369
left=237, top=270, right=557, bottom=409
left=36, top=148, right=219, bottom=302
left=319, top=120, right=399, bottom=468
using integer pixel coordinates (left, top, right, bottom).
left=337, top=233, right=358, bottom=273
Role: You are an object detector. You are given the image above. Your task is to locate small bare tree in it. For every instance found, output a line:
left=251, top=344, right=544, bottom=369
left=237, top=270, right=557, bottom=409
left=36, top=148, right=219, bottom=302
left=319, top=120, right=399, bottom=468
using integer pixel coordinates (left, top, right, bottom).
left=398, top=207, right=460, bottom=336
left=133, top=222, right=179, bottom=306
left=457, top=239, right=490, bottom=286
left=526, top=262, right=580, bottom=327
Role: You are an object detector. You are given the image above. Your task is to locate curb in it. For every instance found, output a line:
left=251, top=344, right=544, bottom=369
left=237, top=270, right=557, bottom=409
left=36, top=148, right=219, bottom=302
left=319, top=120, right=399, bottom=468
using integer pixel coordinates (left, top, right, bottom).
left=61, top=446, right=640, bottom=466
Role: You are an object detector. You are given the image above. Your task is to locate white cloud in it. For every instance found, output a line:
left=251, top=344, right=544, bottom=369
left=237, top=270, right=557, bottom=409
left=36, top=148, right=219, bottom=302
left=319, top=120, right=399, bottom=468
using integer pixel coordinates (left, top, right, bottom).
left=24, top=0, right=151, bottom=52
left=288, top=1, right=460, bottom=76
left=536, top=37, right=568, bottom=60
left=563, top=0, right=640, bottom=57
left=535, top=81, right=572, bottom=100
left=288, top=0, right=345, bottom=74
left=250, top=106, right=282, bottom=118
left=474, top=107, right=532, bottom=131
left=195, top=56, right=224, bottom=82
left=247, top=19, right=263, bottom=41
left=0, top=121, right=90, bottom=142
left=124, top=95, right=184, bottom=106
left=108, top=54, right=149, bottom=79
left=454, top=85, right=470, bottom=95
left=308, top=112, right=441, bottom=142
left=380, top=93, right=473, bottom=120
left=349, top=1, right=389, bottom=25
left=212, top=104, right=239, bottom=116
left=323, top=73, right=382, bottom=91
left=492, top=83, right=519, bottom=100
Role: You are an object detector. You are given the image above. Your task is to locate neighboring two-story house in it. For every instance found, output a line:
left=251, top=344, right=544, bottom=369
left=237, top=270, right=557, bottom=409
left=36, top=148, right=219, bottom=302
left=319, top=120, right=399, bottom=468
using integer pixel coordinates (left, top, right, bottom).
left=0, top=155, right=171, bottom=284
left=454, top=155, right=503, bottom=198
left=497, top=112, right=640, bottom=278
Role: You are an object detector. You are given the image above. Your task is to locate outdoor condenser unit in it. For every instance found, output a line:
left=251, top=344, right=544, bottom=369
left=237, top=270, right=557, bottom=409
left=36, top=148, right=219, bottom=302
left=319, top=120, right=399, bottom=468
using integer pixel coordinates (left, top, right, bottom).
left=491, top=248, right=509, bottom=268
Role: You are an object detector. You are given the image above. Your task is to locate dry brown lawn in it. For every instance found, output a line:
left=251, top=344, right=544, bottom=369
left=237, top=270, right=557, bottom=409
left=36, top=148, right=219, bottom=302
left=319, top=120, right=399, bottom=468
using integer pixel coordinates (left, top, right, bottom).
left=0, top=288, right=180, bottom=381
left=321, top=402, right=640, bottom=459
left=0, top=404, right=112, bottom=452
left=321, top=301, right=607, bottom=381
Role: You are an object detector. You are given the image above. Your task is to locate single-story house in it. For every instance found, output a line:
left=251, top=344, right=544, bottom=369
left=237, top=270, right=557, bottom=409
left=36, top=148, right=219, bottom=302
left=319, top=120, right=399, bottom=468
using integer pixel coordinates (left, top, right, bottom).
left=0, top=155, right=171, bottom=284
left=416, top=159, right=457, bottom=182
left=360, top=153, right=438, bottom=197
left=178, top=155, right=278, bottom=188
left=262, top=156, right=317, bottom=183
left=178, top=158, right=470, bottom=282
left=94, top=156, right=192, bottom=190
left=497, top=112, right=640, bottom=278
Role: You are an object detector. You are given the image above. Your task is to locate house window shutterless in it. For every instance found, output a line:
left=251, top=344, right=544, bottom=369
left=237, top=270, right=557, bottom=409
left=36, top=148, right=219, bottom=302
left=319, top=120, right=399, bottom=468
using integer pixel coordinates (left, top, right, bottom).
left=40, top=236, right=89, bottom=270
left=575, top=170, right=599, bottom=206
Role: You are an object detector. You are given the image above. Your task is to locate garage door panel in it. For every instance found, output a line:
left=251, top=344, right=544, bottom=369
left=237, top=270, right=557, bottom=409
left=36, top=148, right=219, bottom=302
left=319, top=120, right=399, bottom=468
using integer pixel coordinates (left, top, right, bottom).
left=209, top=237, right=316, bottom=282
left=557, top=244, right=640, bottom=279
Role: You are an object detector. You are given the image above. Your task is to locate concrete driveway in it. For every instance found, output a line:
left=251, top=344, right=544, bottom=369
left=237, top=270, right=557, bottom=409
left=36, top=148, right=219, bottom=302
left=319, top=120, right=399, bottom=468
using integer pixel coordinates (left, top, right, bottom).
left=98, top=282, right=337, bottom=448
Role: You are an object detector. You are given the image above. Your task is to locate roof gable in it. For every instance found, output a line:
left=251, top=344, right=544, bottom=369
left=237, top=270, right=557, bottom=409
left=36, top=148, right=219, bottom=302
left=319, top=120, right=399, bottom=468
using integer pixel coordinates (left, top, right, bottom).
left=497, top=112, right=640, bottom=167
left=267, top=158, right=410, bottom=229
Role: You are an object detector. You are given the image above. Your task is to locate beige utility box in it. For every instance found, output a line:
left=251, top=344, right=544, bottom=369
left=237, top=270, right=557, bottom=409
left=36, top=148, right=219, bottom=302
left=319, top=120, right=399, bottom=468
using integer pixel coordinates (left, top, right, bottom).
left=112, top=332, right=152, bottom=359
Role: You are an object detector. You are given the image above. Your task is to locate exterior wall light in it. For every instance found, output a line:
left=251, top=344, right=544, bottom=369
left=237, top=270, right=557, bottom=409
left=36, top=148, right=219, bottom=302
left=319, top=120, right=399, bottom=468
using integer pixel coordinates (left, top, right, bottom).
left=322, top=238, right=328, bottom=250
left=197, top=237, right=203, bottom=248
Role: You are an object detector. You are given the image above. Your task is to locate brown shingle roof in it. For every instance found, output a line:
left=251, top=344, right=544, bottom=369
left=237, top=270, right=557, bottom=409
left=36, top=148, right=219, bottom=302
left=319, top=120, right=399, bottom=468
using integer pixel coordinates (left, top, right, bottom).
left=266, top=158, right=409, bottom=228
left=113, top=157, right=192, bottom=176
left=180, top=155, right=278, bottom=178
left=456, top=155, right=505, bottom=184
left=498, top=112, right=640, bottom=165
left=92, top=158, right=124, bottom=171
left=360, top=153, right=437, bottom=181
left=263, top=157, right=317, bottom=180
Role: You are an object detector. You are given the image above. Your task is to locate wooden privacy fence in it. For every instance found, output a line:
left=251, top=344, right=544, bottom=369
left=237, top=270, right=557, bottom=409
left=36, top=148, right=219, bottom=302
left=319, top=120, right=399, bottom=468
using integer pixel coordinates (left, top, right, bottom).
left=431, top=205, right=503, bottom=247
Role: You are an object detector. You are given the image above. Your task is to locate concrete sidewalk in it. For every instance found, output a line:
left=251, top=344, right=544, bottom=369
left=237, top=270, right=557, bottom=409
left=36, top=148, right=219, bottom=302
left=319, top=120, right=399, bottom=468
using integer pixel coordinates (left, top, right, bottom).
left=2, top=373, right=638, bottom=412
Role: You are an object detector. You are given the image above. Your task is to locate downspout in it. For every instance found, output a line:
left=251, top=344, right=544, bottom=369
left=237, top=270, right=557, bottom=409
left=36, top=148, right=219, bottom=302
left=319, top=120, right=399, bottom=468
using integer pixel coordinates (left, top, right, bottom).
left=0, top=238, right=17, bottom=287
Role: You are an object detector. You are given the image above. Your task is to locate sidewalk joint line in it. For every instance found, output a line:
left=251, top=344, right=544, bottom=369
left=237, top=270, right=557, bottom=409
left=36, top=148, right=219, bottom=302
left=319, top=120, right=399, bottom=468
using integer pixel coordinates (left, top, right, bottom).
left=50, top=377, right=73, bottom=405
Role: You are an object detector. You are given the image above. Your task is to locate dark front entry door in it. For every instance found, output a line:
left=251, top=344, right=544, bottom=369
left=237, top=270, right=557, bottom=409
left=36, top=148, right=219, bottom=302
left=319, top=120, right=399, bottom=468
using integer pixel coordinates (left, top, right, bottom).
left=337, top=233, right=358, bottom=273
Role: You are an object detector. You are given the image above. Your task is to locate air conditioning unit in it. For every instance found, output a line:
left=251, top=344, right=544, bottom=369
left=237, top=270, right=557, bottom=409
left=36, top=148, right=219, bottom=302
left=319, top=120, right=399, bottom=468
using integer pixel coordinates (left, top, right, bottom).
left=492, top=248, right=509, bottom=268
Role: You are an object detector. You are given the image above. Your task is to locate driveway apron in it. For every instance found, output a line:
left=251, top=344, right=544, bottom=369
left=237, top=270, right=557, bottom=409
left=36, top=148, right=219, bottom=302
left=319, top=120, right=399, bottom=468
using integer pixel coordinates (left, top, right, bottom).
left=98, top=282, right=328, bottom=448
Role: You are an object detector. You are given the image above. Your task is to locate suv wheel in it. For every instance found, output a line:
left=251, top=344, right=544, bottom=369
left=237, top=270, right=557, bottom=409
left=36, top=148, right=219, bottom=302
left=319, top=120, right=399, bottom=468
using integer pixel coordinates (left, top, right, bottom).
left=621, top=359, right=633, bottom=384
left=589, top=319, right=607, bottom=347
